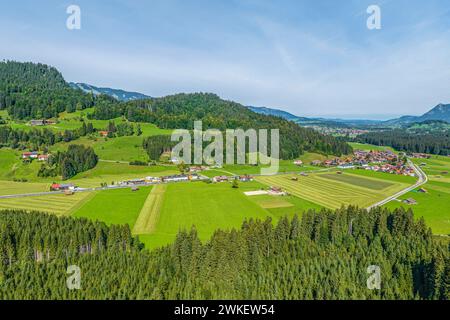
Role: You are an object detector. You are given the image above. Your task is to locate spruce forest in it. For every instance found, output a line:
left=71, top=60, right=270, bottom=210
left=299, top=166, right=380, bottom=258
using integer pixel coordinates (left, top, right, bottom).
left=0, top=207, right=448, bottom=300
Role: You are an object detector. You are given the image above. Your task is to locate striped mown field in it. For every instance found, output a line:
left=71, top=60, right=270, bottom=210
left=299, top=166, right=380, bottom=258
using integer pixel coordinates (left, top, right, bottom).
left=0, top=192, right=94, bottom=216
left=133, top=184, right=167, bottom=234
left=256, top=172, right=413, bottom=209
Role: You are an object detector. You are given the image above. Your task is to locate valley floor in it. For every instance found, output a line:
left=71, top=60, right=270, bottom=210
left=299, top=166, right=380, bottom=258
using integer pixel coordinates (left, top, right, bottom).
left=1, top=136, right=449, bottom=249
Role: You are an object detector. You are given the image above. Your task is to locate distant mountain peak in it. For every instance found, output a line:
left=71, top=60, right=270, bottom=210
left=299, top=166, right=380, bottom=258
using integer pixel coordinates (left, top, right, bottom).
left=385, top=103, right=450, bottom=125
left=69, top=82, right=151, bottom=102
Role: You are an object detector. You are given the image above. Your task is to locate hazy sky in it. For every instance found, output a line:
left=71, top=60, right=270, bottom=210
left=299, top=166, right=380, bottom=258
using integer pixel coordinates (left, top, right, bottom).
left=1, top=0, right=450, bottom=119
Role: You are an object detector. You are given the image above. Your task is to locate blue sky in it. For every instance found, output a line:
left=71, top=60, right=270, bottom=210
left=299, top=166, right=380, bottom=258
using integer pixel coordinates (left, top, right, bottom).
left=1, top=0, right=450, bottom=119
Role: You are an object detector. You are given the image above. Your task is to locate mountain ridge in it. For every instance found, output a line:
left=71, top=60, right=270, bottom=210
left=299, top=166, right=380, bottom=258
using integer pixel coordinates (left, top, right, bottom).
left=69, top=82, right=151, bottom=101
left=69, top=81, right=450, bottom=126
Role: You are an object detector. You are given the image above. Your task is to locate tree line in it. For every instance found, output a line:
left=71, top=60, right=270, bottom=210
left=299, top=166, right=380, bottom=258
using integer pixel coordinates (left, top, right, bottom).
left=355, top=129, right=450, bottom=155
left=38, top=144, right=98, bottom=180
left=0, top=206, right=448, bottom=300
left=0, top=121, right=96, bottom=151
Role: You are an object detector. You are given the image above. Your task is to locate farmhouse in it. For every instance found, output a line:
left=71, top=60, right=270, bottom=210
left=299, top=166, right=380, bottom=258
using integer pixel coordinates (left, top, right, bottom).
left=410, top=153, right=431, bottom=159
left=311, top=160, right=322, bottom=166
left=238, top=175, right=253, bottom=182
left=145, top=176, right=161, bottom=183
left=29, top=119, right=45, bottom=126
left=99, top=131, right=109, bottom=137
left=38, top=154, right=49, bottom=161
left=293, top=160, right=303, bottom=166
left=213, top=176, right=229, bottom=183
left=189, top=166, right=206, bottom=173
left=268, top=186, right=287, bottom=196
left=337, top=164, right=355, bottom=169
left=417, top=188, right=428, bottom=193
left=51, top=183, right=75, bottom=191
left=163, top=175, right=189, bottom=182
left=123, top=178, right=146, bottom=185
left=22, top=151, right=39, bottom=159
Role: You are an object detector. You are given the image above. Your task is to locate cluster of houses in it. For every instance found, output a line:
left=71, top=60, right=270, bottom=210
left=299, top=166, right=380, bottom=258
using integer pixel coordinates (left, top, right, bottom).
left=363, top=163, right=415, bottom=176
left=306, top=126, right=369, bottom=137
left=118, top=174, right=202, bottom=186
left=310, top=150, right=416, bottom=176
left=352, top=150, right=398, bottom=164
left=22, top=152, right=50, bottom=162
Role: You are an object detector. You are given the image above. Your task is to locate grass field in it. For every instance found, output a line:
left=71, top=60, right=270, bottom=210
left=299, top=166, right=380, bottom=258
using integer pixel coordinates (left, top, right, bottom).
left=0, top=180, right=50, bottom=195
left=137, top=180, right=326, bottom=249
left=140, top=182, right=274, bottom=248
left=133, top=184, right=167, bottom=234
left=73, top=187, right=152, bottom=227
left=50, top=135, right=151, bottom=162
left=349, top=142, right=396, bottom=153
left=0, top=149, right=20, bottom=180
left=256, top=171, right=413, bottom=209
left=0, top=192, right=94, bottom=216
left=346, top=168, right=416, bottom=184
left=384, top=155, right=450, bottom=235
left=319, top=173, right=394, bottom=190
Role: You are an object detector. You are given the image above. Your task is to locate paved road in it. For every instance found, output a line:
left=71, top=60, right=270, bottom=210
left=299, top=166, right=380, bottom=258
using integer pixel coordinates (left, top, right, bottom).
left=366, top=159, right=428, bottom=210
left=0, top=179, right=208, bottom=200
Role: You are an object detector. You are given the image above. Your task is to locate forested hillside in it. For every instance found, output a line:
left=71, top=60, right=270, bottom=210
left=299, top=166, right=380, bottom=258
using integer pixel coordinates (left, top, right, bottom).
left=356, top=130, right=450, bottom=155
left=94, top=93, right=353, bottom=158
left=0, top=207, right=448, bottom=300
left=0, top=61, right=352, bottom=159
left=0, top=61, right=116, bottom=119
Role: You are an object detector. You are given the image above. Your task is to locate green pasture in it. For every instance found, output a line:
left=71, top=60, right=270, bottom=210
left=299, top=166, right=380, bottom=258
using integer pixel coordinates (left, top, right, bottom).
left=73, top=187, right=152, bottom=227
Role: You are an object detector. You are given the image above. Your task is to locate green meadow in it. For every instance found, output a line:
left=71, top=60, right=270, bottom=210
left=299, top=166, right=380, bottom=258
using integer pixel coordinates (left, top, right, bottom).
left=349, top=142, right=396, bottom=153
left=74, top=187, right=152, bottom=227
left=138, top=180, right=323, bottom=249
left=384, top=155, right=450, bottom=235
left=0, top=192, right=94, bottom=216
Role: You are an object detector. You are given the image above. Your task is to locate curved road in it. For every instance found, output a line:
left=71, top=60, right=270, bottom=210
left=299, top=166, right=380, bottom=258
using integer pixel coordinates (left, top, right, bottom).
left=367, top=159, right=428, bottom=210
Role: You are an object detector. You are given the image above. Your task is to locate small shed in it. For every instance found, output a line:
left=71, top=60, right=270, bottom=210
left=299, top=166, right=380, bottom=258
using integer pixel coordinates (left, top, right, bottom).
left=403, top=198, right=418, bottom=205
